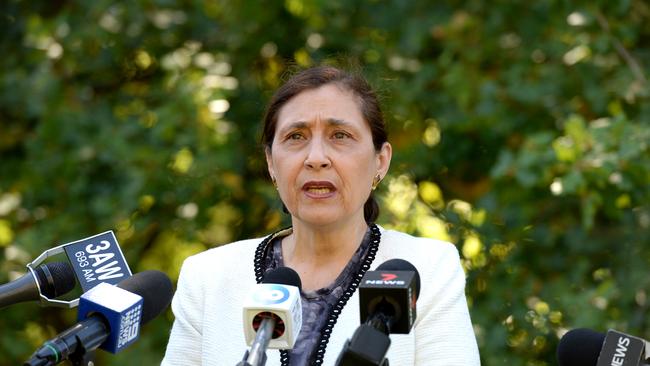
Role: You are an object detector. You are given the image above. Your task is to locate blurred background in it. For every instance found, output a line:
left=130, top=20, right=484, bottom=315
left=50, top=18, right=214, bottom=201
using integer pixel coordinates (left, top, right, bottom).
left=1, top=0, right=649, bottom=364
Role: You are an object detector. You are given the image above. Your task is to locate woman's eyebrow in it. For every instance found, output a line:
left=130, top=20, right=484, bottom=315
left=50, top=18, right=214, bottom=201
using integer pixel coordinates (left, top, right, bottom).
left=326, top=118, right=355, bottom=128
left=278, top=121, right=309, bottom=135
left=278, top=118, right=356, bottom=135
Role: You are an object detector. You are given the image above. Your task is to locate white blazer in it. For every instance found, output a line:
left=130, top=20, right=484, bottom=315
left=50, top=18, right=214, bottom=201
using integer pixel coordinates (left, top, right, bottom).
left=161, top=226, right=481, bottom=365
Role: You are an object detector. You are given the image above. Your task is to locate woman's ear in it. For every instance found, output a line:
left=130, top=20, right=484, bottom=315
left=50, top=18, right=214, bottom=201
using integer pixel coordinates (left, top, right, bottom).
left=265, top=146, right=275, bottom=180
left=376, top=142, right=392, bottom=178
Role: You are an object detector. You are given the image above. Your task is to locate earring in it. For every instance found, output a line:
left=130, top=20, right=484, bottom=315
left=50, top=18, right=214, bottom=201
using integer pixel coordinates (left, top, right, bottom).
left=371, top=174, right=381, bottom=191
left=271, top=176, right=278, bottom=189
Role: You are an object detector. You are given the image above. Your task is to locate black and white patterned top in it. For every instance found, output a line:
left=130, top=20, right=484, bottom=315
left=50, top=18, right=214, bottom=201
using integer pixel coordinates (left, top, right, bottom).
left=263, top=228, right=373, bottom=366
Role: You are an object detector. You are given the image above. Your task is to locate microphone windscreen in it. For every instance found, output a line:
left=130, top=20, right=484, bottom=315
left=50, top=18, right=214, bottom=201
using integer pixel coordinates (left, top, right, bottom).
left=116, top=270, right=173, bottom=324
left=35, top=261, right=76, bottom=298
left=376, top=259, right=421, bottom=300
left=263, top=267, right=302, bottom=290
left=557, top=328, right=605, bottom=366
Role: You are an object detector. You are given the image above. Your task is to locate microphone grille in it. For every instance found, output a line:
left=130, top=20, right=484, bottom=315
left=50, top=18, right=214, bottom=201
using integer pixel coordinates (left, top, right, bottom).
left=262, top=267, right=302, bottom=290
left=376, top=259, right=421, bottom=300
left=556, top=328, right=605, bottom=366
left=34, top=261, right=76, bottom=298
left=117, top=270, right=174, bottom=325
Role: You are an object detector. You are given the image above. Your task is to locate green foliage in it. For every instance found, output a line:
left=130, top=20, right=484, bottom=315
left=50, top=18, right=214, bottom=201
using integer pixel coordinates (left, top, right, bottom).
left=1, top=0, right=649, bottom=364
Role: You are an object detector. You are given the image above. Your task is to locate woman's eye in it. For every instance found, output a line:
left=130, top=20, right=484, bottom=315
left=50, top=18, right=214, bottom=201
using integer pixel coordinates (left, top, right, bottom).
left=288, top=133, right=304, bottom=140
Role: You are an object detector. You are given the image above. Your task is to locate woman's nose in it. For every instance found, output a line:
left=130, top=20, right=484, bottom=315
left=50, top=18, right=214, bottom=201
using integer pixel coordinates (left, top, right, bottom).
left=304, top=139, right=331, bottom=169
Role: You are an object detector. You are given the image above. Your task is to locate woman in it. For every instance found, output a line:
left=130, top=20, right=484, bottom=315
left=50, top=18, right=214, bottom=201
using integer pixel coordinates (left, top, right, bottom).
left=162, top=66, right=480, bottom=365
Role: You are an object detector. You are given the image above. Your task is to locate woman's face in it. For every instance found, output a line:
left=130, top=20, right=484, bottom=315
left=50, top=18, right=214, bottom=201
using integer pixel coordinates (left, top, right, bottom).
left=266, top=83, right=391, bottom=228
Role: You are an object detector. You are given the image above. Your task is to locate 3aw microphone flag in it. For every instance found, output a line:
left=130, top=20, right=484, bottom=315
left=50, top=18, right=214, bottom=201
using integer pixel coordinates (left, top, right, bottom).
left=62, top=231, right=132, bottom=292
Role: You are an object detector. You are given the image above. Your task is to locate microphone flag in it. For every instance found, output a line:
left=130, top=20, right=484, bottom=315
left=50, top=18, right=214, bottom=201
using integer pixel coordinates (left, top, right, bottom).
left=242, top=283, right=302, bottom=349
left=359, top=269, right=417, bottom=334
left=76, top=282, right=143, bottom=353
left=62, top=231, right=132, bottom=292
left=597, top=329, right=647, bottom=366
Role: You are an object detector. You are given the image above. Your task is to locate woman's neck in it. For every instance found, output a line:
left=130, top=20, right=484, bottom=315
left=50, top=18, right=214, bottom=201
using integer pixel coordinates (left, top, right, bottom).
left=281, top=217, right=369, bottom=291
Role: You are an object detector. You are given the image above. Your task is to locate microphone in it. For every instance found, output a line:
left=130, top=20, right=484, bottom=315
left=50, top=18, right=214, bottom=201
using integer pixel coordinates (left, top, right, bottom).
left=557, top=328, right=650, bottom=366
left=24, top=270, right=173, bottom=366
left=360, top=259, right=421, bottom=334
left=0, top=261, right=76, bottom=309
left=335, top=259, right=421, bottom=366
left=239, top=267, right=303, bottom=366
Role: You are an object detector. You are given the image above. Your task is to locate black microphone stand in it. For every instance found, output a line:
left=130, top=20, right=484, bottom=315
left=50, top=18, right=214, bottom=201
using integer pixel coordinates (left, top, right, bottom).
left=335, top=324, right=390, bottom=366
left=24, top=320, right=106, bottom=366
left=69, top=350, right=96, bottom=366
left=335, top=300, right=394, bottom=366
left=24, top=349, right=96, bottom=366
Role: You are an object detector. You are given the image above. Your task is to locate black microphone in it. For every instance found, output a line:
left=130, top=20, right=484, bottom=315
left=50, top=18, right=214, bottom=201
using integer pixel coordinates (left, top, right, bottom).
left=361, top=259, right=421, bottom=334
left=238, top=267, right=303, bottom=366
left=25, top=270, right=173, bottom=366
left=0, top=261, right=76, bottom=309
left=336, top=259, right=421, bottom=366
left=557, top=328, right=650, bottom=366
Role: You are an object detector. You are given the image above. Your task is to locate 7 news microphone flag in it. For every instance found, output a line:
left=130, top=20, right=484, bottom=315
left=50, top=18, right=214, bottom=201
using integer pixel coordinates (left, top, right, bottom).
left=558, top=328, right=650, bottom=366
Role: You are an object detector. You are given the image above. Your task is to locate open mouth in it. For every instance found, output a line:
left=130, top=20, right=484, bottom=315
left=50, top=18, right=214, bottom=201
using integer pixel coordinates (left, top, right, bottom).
left=302, top=181, right=336, bottom=195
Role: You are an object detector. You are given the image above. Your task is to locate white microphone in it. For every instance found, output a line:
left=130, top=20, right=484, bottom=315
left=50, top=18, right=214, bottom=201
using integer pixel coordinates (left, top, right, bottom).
left=239, top=267, right=302, bottom=366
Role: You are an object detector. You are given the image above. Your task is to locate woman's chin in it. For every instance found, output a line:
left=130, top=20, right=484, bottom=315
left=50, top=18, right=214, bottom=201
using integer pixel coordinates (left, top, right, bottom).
left=292, top=209, right=354, bottom=228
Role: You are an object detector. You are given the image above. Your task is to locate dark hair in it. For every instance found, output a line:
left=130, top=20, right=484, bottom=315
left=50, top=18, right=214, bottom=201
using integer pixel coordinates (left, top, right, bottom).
left=261, top=66, right=388, bottom=223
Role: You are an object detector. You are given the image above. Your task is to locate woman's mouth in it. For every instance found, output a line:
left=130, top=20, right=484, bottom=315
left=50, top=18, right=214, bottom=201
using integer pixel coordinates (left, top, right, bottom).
left=302, top=181, right=336, bottom=197
left=306, top=187, right=332, bottom=194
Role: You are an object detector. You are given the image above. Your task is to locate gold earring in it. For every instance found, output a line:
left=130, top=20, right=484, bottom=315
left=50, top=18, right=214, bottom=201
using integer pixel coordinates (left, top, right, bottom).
left=371, top=174, right=381, bottom=191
